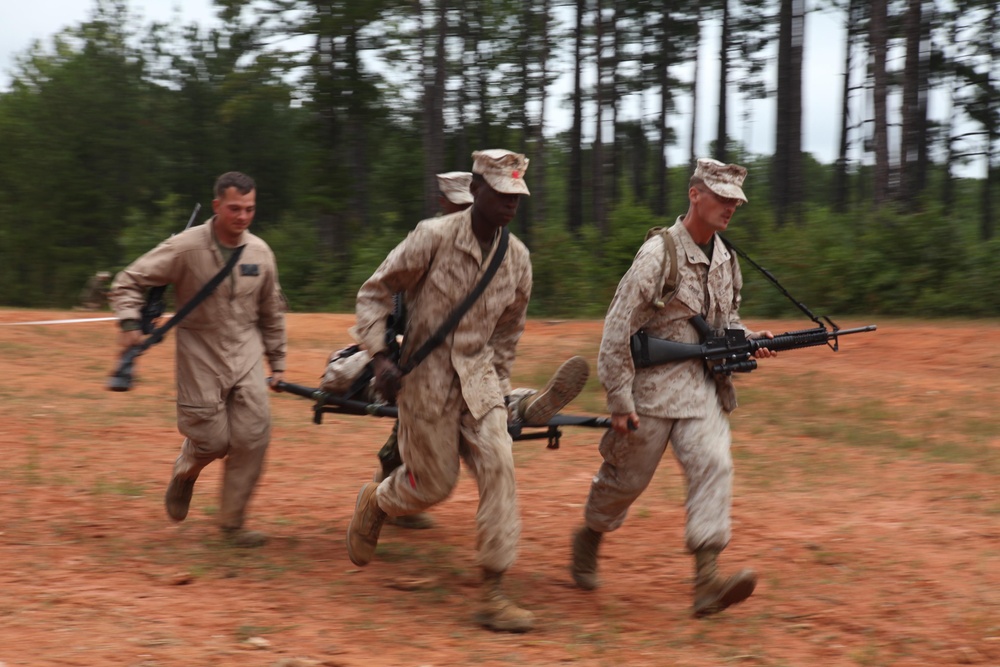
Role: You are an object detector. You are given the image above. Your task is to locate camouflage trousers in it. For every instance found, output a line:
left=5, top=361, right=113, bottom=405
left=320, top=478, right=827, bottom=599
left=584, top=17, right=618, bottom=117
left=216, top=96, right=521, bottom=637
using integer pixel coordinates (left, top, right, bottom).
left=376, top=388, right=533, bottom=477
left=375, top=381, right=521, bottom=573
left=583, top=405, right=733, bottom=553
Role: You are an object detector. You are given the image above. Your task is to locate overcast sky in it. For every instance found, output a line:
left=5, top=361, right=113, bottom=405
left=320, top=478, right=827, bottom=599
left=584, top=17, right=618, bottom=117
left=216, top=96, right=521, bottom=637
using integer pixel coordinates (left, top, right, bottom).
left=0, top=1, right=985, bottom=178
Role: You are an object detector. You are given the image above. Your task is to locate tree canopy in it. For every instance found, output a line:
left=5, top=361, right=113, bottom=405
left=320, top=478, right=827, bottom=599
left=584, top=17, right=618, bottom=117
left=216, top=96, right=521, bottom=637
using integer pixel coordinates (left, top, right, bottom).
left=1, top=0, right=997, bottom=317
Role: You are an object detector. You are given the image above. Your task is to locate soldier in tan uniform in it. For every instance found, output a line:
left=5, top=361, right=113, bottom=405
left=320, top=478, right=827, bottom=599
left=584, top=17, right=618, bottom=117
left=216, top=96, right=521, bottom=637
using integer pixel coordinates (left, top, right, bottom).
left=436, top=170, right=475, bottom=214
left=324, top=171, right=587, bottom=532
left=570, top=158, right=775, bottom=617
left=346, top=150, right=537, bottom=633
left=110, top=172, right=287, bottom=548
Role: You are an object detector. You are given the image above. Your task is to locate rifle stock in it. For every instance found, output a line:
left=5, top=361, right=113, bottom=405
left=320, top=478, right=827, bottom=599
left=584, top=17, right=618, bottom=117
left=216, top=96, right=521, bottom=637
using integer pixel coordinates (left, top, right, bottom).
left=107, top=331, right=164, bottom=392
left=107, top=345, right=140, bottom=392
left=631, top=315, right=876, bottom=375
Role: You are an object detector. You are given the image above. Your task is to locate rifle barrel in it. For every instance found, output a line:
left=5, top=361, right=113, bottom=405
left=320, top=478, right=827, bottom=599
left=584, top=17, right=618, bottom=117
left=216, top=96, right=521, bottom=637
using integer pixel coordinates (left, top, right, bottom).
left=833, top=325, right=877, bottom=336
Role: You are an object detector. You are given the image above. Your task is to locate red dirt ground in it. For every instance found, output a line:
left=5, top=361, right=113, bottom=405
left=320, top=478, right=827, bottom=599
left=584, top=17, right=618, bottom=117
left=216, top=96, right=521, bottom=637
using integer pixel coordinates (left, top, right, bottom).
left=1, top=310, right=998, bottom=666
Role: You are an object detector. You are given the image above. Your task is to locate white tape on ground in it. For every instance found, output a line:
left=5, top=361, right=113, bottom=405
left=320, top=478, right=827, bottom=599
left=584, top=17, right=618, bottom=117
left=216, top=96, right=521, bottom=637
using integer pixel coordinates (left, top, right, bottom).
left=0, top=317, right=119, bottom=326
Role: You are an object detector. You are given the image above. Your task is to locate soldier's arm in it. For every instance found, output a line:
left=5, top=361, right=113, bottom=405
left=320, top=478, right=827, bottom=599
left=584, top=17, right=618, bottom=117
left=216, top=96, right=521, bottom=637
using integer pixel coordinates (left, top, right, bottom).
left=258, top=246, right=288, bottom=374
left=598, top=239, right=665, bottom=416
left=353, top=224, right=435, bottom=356
left=491, top=258, right=531, bottom=397
left=108, top=238, right=183, bottom=325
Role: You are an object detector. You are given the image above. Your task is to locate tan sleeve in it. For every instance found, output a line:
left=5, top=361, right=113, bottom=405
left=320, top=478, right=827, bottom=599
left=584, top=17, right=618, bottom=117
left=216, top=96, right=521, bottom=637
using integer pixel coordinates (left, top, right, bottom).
left=108, top=238, right=183, bottom=323
left=490, top=254, right=532, bottom=397
left=353, top=224, right=436, bottom=355
left=726, top=255, right=754, bottom=336
left=258, top=246, right=288, bottom=373
left=598, top=239, right=665, bottom=415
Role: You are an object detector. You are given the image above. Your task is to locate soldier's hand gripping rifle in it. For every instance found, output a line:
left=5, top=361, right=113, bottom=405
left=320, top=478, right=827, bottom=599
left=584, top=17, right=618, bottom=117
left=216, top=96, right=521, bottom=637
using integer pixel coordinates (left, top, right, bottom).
left=631, top=234, right=876, bottom=374
left=631, top=314, right=876, bottom=375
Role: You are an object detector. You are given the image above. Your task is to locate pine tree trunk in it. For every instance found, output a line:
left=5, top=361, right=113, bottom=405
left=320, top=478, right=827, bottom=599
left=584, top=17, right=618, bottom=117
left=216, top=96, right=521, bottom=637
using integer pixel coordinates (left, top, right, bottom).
left=593, top=0, right=606, bottom=237
left=569, top=0, right=585, bottom=233
left=899, top=0, right=922, bottom=205
left=774, top=0, right=803, bottom=225
left=715, top=0, right=729, bottom=163
left=689, top=7, right=700, bottom=170
left=871, top=0, right=890, bottom=206
left=833, top=0, right=857, bottom=213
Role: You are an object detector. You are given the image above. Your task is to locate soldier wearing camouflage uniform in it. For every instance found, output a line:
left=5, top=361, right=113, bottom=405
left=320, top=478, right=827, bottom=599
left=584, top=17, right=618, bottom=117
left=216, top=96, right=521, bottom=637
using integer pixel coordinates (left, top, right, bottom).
left=570, top=158, right=775, bottom=617
left=325, top=171, right=587, bottom=532
left=346, top=150, right=539, bottom=633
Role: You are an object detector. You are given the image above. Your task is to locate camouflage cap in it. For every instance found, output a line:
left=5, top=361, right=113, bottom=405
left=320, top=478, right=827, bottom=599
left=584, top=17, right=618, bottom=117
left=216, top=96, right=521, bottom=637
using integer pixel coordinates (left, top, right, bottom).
left=694, top=157, right=748, bottom=203
left=471, top=149, right=530, bottom=196
left=436, top=171, right=474, bottom=205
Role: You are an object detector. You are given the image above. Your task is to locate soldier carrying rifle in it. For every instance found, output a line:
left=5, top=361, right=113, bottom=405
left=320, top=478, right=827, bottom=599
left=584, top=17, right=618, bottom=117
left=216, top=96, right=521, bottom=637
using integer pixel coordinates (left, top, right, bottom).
left=109, top=172, right=287, bottom=548
left=570, top=158, right=777, bottom=617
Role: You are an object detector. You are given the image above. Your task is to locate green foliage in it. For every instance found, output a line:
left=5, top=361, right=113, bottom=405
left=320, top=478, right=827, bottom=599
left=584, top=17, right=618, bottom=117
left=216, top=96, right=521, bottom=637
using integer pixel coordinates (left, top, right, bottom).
left=0, top=0, right=998, bottom=319
left=601, top=201, right=672, bottom=276
left=723, top=201, right=1000, bottom=320
left=118, top=195, right=200, bottom=265
left=528, top=224, right=608, bottom=318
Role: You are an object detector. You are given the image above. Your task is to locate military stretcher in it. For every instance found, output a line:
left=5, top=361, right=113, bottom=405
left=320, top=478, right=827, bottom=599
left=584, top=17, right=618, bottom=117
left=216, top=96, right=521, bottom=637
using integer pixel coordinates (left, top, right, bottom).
left=274, top=380, right=610, bottom=449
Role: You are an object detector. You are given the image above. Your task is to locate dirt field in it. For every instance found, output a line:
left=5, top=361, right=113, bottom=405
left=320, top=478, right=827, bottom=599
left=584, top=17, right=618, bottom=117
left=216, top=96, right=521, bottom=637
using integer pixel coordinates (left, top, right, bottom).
left=1, top=310, right=998, bottom=667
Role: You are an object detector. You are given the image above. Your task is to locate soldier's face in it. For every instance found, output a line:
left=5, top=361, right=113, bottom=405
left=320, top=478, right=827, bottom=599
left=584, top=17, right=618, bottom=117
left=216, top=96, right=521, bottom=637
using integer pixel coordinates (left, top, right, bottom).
left=692, top=186, right=739, bottom=232
left=472, top=180, right=521, bottom=228
left=213, top=187, right=256, bottom=242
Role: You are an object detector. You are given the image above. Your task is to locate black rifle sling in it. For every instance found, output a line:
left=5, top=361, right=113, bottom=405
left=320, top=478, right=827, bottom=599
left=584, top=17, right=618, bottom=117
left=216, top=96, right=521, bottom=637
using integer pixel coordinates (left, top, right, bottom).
left=399, top=227, right=510, bottom=375
left=718, top=235, right=837, bottom=330
left=141, top=244, right=246, bottom=350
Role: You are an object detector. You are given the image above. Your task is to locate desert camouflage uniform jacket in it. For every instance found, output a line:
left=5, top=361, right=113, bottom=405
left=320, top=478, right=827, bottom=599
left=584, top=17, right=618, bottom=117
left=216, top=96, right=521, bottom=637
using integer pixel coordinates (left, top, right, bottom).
left=352, top=208, right=532, bottom=421
left=598, top=218, right=756, bottom=419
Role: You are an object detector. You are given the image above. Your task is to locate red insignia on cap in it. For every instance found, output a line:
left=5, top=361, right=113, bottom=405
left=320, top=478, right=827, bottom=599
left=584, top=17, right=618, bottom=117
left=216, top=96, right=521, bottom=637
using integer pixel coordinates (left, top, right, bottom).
left=512, top=170, right=520, bottom=179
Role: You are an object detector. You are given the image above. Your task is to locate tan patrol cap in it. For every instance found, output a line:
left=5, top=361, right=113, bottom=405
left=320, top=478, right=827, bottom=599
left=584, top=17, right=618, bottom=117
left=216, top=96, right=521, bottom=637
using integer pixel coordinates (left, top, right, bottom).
left=694, top=157, right=748, bottom=203
left=436, top=171, right=474, bottom=205
left=471, top=149, right=530, bottom=196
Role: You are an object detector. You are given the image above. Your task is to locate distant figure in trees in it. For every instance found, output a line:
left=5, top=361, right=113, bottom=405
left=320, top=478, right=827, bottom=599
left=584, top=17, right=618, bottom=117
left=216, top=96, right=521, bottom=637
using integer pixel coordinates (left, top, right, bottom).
left=78, top=271, right=111, bottom=310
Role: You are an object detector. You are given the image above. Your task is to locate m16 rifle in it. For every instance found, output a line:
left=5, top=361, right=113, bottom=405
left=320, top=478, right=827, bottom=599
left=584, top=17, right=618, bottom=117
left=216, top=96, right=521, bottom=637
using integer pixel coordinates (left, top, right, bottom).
left=630, top=234, right=876, bottom=374
left=631, top=314, right=876, bottom=375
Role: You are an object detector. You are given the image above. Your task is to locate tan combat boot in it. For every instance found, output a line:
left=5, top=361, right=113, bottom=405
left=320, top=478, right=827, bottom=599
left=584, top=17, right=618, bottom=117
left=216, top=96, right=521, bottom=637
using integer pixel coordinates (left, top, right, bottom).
left=692, top=549, right=757, bottom=617
left=570, top=525, right=603, bottom=590
left=165, top=474, right=197, bottom=522
left=221, top=527, right=268, bottom=548
left=476, top=569, right=535, bottom=633
left=373, top=468, right=435, bottom=529
left=346, top=482, right=387, bottom=566
left=520, top=356, right=590, bottom=425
